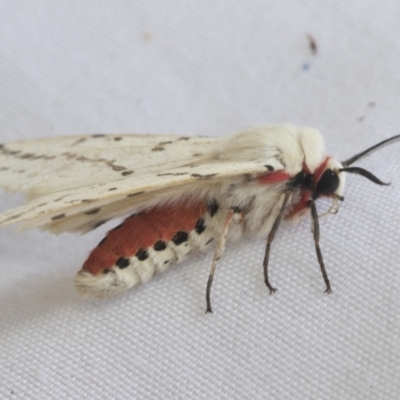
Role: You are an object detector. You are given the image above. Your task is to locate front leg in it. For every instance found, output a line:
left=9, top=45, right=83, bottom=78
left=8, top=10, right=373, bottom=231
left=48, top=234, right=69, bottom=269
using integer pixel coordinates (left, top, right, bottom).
left=309, top=199, right=332, bottom=293
left=263, top=190, right=293, bottom=294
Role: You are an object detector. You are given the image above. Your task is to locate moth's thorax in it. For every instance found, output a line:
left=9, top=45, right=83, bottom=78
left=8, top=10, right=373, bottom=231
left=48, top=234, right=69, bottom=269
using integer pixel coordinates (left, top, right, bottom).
left=215, top=124, right=326, bottom=176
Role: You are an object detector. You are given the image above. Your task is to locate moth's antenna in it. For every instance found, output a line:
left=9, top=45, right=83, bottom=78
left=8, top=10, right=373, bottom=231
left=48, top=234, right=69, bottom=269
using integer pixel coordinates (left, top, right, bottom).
left=342, top=134, right=400, bottom=167
left=339, top=167, right=390, bottom=185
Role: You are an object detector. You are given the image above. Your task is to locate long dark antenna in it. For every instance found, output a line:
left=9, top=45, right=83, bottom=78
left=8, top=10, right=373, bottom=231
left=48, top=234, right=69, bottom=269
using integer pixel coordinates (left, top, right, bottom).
left=342, top=134, right=400, bottom=167
left=339, top=167, right=390, bottom=185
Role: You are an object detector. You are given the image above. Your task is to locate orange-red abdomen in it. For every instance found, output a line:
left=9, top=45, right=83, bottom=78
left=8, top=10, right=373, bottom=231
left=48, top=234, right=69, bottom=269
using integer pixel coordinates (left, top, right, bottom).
left=82, top=200, right=207, bottom=275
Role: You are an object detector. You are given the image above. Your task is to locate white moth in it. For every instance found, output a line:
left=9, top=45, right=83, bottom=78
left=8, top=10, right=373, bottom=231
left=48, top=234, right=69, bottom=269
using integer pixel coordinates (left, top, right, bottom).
left=0, top=124, right=398, bottom=312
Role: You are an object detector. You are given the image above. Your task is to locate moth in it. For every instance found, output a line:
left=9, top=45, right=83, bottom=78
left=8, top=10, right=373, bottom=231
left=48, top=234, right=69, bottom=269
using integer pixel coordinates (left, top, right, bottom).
left=0, top=124, right=398, bottom=312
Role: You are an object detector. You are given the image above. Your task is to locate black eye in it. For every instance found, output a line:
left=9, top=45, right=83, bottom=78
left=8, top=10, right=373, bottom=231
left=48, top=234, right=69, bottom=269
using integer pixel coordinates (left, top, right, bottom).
left=316, top=169, right=340, bottom=194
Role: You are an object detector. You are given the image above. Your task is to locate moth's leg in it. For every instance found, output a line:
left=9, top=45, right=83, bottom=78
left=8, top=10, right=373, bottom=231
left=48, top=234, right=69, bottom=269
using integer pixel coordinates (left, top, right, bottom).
left=206, top=208, right=242, bottom=313
left=263, top=190, right=292, bottom=294
left=309, top=199, right=332, bottom=293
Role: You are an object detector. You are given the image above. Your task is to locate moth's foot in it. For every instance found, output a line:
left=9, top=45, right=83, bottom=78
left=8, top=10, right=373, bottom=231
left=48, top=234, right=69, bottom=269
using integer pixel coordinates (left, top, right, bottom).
left=265, top=283, right=277, bottom=295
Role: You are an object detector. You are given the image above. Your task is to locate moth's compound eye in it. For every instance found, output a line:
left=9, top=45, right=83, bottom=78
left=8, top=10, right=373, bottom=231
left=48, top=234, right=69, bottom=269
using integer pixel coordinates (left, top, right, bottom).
left=316, top=169, right=340, bottom=195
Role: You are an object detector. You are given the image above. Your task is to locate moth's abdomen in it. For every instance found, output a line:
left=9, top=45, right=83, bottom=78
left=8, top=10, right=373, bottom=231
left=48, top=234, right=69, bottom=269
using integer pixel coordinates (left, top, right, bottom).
left=75, top=200, right=217, bottom=297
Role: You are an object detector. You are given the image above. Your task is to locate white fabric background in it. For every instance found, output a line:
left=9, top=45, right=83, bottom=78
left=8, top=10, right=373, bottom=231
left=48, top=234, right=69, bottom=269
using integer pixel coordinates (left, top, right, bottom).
left=1, top=1, right=400, bottom=399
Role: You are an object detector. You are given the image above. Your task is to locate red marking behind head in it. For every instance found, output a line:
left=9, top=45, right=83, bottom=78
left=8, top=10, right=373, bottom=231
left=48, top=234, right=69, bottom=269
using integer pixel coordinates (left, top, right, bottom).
left=287, top=157, right=331, bottom=219
left=313, top=157, right=330, bottom=185
left=82, top=200, right=206, bottom=275
left=258, top=170, right=292, bottom=184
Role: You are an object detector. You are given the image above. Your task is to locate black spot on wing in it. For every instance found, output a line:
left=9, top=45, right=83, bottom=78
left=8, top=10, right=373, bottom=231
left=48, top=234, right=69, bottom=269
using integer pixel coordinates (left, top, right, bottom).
left=172, top=231, right=188, bottom=245
left=92, top=134, right=106, bottom=138
left=157, top=172, right=188, bottom=176
left=114, top=137, right=122, bottom=141
left=121, top=170, right=134, bottom=176
left=4, top=213, right=23, bottom=222
left=207, top=199, right=219, bottom=217
left=116, top=257, right=130, bottom=269
left=136, top=248, right=149, bottom=261
left=265, top=165, right=274, bottom=171
left=178, top=137, right=190, bottom=141
left=85, top=208, right=101, bottom=215
left=191, top=173, right=217, bottom=179
left=72, top=138, right=87, bottom=146
left=110, top=164, right=126, bottom=172
left=153, top=240, right=167, bottom=251
left=127, top=191, right=145, bottom=197
left=20, top=153, right=35, bottom=159
left=108, top=187, right=117, bottom=191
left=195, top=218, right=206, bottom=234
left=51, top=213, right=66, bottom=221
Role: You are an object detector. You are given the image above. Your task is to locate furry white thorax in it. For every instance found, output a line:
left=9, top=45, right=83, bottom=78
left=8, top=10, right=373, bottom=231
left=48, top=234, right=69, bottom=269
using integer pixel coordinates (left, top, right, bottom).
left=213, top=124, right=326, bottom=174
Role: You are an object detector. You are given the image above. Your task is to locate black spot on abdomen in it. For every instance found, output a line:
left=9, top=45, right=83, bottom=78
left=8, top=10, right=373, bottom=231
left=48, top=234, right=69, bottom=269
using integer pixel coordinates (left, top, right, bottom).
left=207, top=199, right=219, bottom=217
left=172, top=231, right=188, bottom=245
left=153, top=240, right=167, bottom=251
left=195, top=218, right=206, bottom=234
left=136, top=248, right=149, bottom=261
left=116, top=257, right=130, bottom=269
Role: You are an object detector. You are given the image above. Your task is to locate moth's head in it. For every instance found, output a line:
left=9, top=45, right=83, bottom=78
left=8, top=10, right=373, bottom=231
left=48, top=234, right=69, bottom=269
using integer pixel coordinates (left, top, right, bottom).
left=312, top=134, right=400, bottom=202
left=312, top=158, right=345, bottom=201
